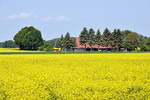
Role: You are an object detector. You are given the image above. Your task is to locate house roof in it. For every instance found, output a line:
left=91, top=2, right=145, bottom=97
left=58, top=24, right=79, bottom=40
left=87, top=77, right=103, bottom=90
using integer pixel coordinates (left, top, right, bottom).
left=74, top=38, right=114, bottom=49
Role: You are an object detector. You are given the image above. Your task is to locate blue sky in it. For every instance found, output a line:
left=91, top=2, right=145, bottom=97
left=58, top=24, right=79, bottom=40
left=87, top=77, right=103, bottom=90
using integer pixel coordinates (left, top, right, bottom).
left=0, top=0, right=150, bottom=42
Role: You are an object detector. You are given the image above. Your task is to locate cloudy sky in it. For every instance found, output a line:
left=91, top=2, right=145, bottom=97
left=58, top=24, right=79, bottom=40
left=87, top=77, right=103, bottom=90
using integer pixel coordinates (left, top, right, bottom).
left=0, top=0, right=150, bottom=42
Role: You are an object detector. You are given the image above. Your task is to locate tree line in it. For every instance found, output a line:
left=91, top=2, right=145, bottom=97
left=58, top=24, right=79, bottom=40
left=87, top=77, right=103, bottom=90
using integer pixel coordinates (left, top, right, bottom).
left=55, top=27, right=149, bottom=51
left=1, top=26, right=150, bottom=52
left=0, top=40, right=17, bottom=48
left=79, top=27, right=148, bottom=51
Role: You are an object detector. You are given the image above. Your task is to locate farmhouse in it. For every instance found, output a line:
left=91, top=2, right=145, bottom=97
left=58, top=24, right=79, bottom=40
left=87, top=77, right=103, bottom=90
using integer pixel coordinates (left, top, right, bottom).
left=72, top=38, right=117, bottom=52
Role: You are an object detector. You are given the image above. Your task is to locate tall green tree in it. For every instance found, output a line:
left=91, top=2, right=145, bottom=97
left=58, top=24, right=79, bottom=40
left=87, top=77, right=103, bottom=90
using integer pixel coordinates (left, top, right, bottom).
left=138, top=35, right=145, bottom=48
left=141, top=37, right=149, bottom=51
left=122, top=30, right=132, bottom=48
left=64, top=32, right=73, bottom=51
left=55, top=39, right=61, bottom=48
left=87, top=28, right=95, bottom=51
left=95, top=29, right=102, bottom=51
left=112, top=29, right=123, bottom=51
left=124, top=32, right=139, bottom=51
left=102, top=28, right=112, bottom=51
left=14, top=26, right=44, bottom=50
left=79, top=27, right=88, bottom=51
left=60, top=34, right=65, bottom=49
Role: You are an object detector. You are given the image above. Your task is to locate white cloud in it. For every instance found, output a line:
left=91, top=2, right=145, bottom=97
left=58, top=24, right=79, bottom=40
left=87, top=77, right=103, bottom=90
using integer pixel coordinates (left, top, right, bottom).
left=8, top=12, right=31, bottom=19
left=43, top=15, right=70, bottom=22
left=43, top=17, right=52, bottom=21
left=56, top=15, right=70, bottom=21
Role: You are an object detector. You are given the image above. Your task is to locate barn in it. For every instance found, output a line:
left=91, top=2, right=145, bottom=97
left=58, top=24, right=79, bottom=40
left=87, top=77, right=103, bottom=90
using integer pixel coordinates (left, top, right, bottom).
left=71, top=38, right=117, bottom=52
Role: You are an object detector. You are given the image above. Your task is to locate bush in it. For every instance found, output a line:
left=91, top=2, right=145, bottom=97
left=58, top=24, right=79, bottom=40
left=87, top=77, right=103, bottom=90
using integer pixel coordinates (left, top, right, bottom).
left=38, top=46, right=44, bottom=51
left=44, top=44, right=53, bottom=52
left=141, top=45, right=147, bottom=51
left=38, top=44, right=53, bottom=52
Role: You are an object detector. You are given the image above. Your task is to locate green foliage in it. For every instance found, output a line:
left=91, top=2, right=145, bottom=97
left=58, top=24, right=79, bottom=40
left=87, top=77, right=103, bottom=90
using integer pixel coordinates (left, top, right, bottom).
left=123, top=32, right=139, bottom=51
left=102, top=28, right=112, bottom=48
left=44, top=44, right=53, bottom=52
left=0, top=42, right=3, bottom=48
left=60, top=34, right=65, bottom=48
left=55, top=39, right=61, bottom=48
left=38, top=46, right=45, bottom=51
left=146, top=37, right=150, bottom=47
left=46, top=37, right=76, bottom=48
left=140, top=37, right=150, bottom=51
left=112, top=29, right=123, bottom=51
left=140, top=45, right=147, bottom=51
left=79, top=27, right=88, bottom=50
left=87, top=28, right=95, bottom=50
left=38, top=44, right=53, bottom=52
left=14, top=26, right=44, bottom=50
left=2, top=40, right=17, bottom=48
left=137, top=35, right=145, bottom=48
left=95, top=29, right=102, bottom=47
left=64, top=32, right=74, bottom=51
left=45, top=38, right=59, bottom=47
left=122, top=30, right=132, bottom=38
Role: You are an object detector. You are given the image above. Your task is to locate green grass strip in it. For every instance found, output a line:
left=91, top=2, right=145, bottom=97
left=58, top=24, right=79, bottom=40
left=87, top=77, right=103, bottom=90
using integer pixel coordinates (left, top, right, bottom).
left=0, top=51, right=150, bottom=55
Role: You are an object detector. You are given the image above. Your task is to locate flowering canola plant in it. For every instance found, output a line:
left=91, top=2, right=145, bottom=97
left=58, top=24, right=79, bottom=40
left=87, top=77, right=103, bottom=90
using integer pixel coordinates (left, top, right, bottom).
left=0, top=48, right=41, bottom=52
left=0, top=53, right=150, bottom=99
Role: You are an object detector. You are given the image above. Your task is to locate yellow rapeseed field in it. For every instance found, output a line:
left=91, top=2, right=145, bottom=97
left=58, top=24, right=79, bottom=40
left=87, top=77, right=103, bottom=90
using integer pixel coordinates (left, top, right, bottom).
left=0, top=53, right=150, bottom=99
left=0, top=48, right=41, bottom=52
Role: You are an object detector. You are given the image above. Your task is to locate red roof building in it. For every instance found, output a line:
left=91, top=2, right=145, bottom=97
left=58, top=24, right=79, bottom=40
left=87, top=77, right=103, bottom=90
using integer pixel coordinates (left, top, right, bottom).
left=72, top=38, right=117, bottom=51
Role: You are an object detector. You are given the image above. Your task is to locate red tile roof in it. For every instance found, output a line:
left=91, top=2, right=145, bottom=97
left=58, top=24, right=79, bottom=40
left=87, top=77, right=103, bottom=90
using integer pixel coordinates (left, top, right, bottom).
left=74, top=38, right=114, bottom=49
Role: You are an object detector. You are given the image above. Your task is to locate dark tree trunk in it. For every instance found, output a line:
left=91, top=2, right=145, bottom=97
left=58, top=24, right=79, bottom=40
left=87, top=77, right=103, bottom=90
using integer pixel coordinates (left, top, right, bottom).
left=91, top=45, right=92, bottom=52
left=106, top=46, right=108, bottom=51
left=84, top=44, right=86, bottom=52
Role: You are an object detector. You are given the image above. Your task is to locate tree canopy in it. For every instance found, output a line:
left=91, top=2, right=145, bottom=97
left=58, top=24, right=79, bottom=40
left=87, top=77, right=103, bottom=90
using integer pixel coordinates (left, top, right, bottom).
left=95, top=29, right=102, bottom=50
left=14, top=26, right=44, bottom=50
left=64, top=32, right=74, bottom=51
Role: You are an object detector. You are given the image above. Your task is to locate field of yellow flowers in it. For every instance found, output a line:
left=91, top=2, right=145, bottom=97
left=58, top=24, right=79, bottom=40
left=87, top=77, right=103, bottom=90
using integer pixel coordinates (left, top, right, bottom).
left=0, top=52, right=150, bottom=99
left=0, top=48, right=41, bottom=52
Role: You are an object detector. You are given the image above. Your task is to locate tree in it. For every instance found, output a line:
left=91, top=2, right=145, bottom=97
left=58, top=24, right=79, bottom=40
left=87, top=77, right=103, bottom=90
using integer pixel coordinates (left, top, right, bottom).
left=87, top=28, right=95, bottom=51
left=95, top=29, right=102, bottom=51
left=141, top=45, right=147, bottom=51
left=138, top=35, right=145, bottom=48
left=124, top=32, right=139, bottom=51
left=146, top=37, right=150, bottom=47
left=0, top=42, right=3, bottom=48
left=112, top=29, right=123, bottom=51
left=60, top=34, right=65, bottom=49
left=102, top=28, right=112, bottom=51
left=79, top=27, right=88, bottom=51
left=122, top=30, right=132, bottom=48
left=2, top=40, right=16, bottom=48
left=14, top=26, right=44, bottom=50
left=122, top=30, right=132, bottom=38
left=140, top=37, right=150, bottom=51
left=64, top=32, right=73, bottom=51
left=44, top=44, right=53, bottom=52
left=55, top=39, right=61, bottom=48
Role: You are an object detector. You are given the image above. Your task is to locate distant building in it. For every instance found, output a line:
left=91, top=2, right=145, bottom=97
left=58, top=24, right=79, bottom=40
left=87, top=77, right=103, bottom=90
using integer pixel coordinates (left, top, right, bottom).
left=71, top=38, right=117, bottom=52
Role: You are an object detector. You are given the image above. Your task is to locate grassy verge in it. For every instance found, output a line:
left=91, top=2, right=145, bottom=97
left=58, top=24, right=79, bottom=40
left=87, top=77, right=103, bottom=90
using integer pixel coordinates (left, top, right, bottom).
left=0, top=51, right=150, bottom=55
